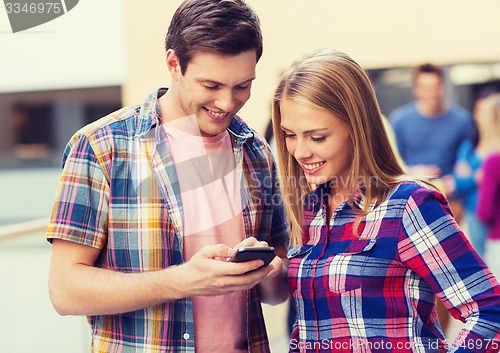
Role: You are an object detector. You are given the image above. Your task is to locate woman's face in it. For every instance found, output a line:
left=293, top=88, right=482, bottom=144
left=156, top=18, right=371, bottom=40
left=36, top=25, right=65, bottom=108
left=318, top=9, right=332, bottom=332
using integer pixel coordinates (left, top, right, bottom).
left=279, top=98, right=353, bottom=187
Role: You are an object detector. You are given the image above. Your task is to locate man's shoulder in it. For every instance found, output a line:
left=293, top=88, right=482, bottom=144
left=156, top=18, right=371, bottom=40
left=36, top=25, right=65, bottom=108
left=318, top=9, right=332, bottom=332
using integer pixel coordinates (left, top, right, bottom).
left=389, top=102, right=417, bottom=125
left=77, top=105, right=139, bottom=140
left=62, top=105, right=140, bottom=165
left=78, top=88, right=163, bottom=140
left=448, top=105, right=473, bottom=122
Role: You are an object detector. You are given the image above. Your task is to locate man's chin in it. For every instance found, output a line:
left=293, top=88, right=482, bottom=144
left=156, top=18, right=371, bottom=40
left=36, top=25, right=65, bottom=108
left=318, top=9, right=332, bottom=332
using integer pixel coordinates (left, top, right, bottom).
left=198, top=123, right=231, bottom=137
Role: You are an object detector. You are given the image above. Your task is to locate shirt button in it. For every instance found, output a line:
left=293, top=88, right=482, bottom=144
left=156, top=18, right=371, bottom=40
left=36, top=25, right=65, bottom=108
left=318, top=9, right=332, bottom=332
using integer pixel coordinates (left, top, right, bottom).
left=183, top=333, right=190, bottom=340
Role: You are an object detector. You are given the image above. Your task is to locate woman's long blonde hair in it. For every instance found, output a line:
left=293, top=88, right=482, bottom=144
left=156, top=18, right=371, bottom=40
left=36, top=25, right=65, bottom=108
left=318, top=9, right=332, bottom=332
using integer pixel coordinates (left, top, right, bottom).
left=272, top=49, right=406, bottom=247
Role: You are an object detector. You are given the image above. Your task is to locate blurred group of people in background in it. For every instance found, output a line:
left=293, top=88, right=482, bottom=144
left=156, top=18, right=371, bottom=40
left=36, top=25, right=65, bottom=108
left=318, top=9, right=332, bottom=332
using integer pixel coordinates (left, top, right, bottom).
left=388, top=62, right=500, bottom=276
left=387, top=63, right=500, bottom=336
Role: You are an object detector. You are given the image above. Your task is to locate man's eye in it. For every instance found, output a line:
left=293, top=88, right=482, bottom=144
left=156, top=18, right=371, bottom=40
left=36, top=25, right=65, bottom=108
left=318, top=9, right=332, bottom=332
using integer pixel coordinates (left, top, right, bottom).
left=234, top=84, right=251, bottom=90
left=203, top=84, right=219, bottom=90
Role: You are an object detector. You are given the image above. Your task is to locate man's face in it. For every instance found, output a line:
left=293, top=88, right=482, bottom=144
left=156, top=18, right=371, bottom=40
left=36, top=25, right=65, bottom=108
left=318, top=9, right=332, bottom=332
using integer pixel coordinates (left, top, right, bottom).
left=413, top=72, right=444, bottom=111
left=167, top=50, right=257, bottom=137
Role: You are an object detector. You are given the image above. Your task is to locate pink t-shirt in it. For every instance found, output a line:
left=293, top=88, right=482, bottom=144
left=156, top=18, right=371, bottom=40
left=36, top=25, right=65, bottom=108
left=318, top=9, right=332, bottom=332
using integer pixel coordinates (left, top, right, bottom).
left=164, top=117, right=247, bottom=352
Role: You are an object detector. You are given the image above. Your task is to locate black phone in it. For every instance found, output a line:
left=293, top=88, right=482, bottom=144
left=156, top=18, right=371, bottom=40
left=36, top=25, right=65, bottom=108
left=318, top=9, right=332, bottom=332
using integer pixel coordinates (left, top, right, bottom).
left=230, top=246, right=276, bottom=267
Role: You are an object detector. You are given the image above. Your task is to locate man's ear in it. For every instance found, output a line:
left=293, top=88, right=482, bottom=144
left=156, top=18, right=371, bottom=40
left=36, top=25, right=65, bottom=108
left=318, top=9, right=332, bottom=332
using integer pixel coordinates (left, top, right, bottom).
left=166, top=49, right=182, bottom=80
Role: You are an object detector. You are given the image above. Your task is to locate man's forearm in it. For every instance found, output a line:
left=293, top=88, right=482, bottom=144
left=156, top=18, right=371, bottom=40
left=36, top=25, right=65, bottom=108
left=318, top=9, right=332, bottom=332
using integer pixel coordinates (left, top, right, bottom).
left=49, top=263, right=186, bottom=316
left=49, top=239, right=275, bottom=316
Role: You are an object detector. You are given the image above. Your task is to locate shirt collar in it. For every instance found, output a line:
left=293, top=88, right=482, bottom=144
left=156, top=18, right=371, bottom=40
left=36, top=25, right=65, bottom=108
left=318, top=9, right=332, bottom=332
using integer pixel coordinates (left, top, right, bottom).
left=227, top=115, right=254, bottom=147
left=304, top=182, right=377, bottom=212
left=134, top=88, right=165, bottom=137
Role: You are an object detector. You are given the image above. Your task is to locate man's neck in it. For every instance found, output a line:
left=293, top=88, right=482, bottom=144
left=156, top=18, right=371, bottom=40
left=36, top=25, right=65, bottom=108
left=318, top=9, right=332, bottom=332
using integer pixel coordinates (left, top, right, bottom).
left=158, top=88, right=178, bottom=123
left=416, top=101, right=446, bottom=118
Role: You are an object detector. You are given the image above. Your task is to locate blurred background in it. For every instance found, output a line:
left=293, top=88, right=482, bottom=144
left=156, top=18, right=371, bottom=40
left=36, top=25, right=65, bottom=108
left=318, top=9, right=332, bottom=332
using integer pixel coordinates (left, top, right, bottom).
left=1, top=0, right=500, bottom=351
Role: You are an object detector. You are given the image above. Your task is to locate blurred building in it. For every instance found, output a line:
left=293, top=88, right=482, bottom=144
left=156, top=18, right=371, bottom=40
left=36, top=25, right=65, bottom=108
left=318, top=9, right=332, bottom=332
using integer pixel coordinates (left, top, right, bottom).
left=1, top=2, right=500, bottom=352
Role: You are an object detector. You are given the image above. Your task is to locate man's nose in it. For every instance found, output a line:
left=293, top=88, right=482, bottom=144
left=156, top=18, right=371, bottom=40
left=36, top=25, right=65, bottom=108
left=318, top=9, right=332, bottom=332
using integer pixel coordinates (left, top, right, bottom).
left=215, top=89, right=236, bottom=112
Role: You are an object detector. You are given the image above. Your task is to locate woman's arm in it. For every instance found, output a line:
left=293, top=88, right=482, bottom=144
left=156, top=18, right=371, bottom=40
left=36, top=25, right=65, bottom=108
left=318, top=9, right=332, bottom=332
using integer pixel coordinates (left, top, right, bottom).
left=399, top=187, right=500, bottom=353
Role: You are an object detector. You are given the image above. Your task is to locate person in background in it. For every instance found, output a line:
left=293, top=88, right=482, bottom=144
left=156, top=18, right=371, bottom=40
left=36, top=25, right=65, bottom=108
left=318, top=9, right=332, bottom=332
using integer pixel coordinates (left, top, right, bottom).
left=389, top=62, right=475, bottom=332
left=442, top=87, right=498, bottom=257
left=46, top=1, right=289, bottom=352
left=272, top=48, right=500, bottom=353
left=477, top=93, right=500, bottom=279
left=389, top=63, right=474, bottom=179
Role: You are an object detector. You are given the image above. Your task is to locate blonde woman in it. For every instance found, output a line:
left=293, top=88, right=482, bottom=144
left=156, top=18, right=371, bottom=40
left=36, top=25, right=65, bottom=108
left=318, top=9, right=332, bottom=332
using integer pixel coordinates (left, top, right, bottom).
left=477, top=93, right=500, bottom=279
left=272, top=49, right=500, bottom=352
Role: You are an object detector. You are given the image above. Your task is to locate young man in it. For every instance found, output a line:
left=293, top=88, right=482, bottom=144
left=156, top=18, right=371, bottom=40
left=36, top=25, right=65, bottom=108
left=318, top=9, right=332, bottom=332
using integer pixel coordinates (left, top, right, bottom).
left=46, top=1, right=289, bottom=352
left=389, top=63, right=474, bottom=178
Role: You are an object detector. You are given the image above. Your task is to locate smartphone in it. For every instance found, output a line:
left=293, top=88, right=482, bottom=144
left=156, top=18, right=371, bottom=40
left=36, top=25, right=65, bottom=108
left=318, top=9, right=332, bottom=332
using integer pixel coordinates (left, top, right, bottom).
left=230, top=246, right=276, bottom=267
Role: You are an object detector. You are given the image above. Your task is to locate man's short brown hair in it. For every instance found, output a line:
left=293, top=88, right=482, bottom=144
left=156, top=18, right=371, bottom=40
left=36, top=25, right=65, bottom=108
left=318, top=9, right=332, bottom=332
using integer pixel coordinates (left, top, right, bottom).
left=165, top=0, right=263, bottom=74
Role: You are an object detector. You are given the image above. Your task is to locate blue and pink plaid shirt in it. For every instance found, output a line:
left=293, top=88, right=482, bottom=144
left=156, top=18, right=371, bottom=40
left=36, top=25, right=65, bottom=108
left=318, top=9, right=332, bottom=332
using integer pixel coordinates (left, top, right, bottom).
left=47, top=88, right=289, bottom=353
left=288, top=181, right=500, bottom=353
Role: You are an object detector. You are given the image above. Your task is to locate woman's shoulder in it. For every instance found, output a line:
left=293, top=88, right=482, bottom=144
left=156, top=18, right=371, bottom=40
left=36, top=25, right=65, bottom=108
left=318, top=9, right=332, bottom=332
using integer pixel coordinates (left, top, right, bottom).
left=389, top=180, right=445, bottom=205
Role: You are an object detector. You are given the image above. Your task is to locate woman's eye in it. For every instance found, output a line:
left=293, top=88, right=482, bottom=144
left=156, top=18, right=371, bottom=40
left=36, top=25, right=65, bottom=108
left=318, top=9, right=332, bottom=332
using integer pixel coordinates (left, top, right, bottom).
left=311, top=136, right=326, bottom=142
left=283, top=133, right=295, bottom=139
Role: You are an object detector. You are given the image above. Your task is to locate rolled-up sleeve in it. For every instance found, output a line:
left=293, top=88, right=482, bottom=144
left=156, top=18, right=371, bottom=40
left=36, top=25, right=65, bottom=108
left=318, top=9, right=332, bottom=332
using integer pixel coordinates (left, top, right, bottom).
left=46, top=132, right=110, bottom=249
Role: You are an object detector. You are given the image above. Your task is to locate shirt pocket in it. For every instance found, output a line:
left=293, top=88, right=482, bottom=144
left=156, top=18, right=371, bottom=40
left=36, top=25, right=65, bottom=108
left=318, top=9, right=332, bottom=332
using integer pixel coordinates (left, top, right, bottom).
left=327, top=238, right=376, bottom=293
left=287, top=244, right=314, bottom=259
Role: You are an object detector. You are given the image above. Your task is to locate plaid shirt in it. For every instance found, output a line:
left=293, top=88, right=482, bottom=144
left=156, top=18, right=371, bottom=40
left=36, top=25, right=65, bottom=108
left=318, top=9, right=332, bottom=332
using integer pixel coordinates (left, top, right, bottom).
left=47, top=88, right=288, bottom=353
left=288, top=181, right=500, bottom=353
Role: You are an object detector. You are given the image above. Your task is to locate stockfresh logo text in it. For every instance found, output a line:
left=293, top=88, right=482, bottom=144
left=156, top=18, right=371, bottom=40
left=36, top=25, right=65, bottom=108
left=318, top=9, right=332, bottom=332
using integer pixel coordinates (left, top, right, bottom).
left=4, top=0, right=79, bottom=33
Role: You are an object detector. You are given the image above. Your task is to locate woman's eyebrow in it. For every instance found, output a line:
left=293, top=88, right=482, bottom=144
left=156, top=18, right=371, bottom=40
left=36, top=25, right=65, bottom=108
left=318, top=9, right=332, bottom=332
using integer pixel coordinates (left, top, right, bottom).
left=280, top=126, right=329, bottom=134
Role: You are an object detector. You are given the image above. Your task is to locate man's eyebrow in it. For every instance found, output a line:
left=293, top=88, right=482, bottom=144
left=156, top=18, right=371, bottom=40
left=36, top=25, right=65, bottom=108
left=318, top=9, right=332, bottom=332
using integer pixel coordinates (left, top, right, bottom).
left=237, top=77, right=256, bottom=85
left=198, top=77, right=256, bottom=86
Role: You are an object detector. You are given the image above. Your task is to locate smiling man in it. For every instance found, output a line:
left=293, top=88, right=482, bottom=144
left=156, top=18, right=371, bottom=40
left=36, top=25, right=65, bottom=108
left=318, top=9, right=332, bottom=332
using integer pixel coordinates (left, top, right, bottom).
left=46, top=1, right=289, bottom=352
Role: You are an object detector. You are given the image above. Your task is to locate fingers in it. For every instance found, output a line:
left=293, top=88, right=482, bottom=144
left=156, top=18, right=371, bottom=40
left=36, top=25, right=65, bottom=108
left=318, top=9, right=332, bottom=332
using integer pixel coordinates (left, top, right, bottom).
left=227, top=259, right=267, bottom=275
left=217, top=264, right=274, bottom=293
left=180, top=241, right=277, bottom=296
left=197, top=243, right=233, bottom=259
left=234, top=236, right=269, bottom=249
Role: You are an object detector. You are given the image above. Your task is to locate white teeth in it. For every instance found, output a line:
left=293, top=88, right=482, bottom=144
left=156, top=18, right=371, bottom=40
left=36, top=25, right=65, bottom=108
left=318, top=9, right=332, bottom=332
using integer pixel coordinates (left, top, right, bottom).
left=303, top=162, right=324, bottom=170
left=207, top=109, right=227, bottom=118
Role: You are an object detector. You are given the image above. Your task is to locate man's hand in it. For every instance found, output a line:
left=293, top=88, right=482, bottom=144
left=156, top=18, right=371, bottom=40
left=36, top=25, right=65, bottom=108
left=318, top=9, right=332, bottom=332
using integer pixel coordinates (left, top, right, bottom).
left=232, top=237, right=289, bottom=305
left=174, top=241, right=273, bottom=297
